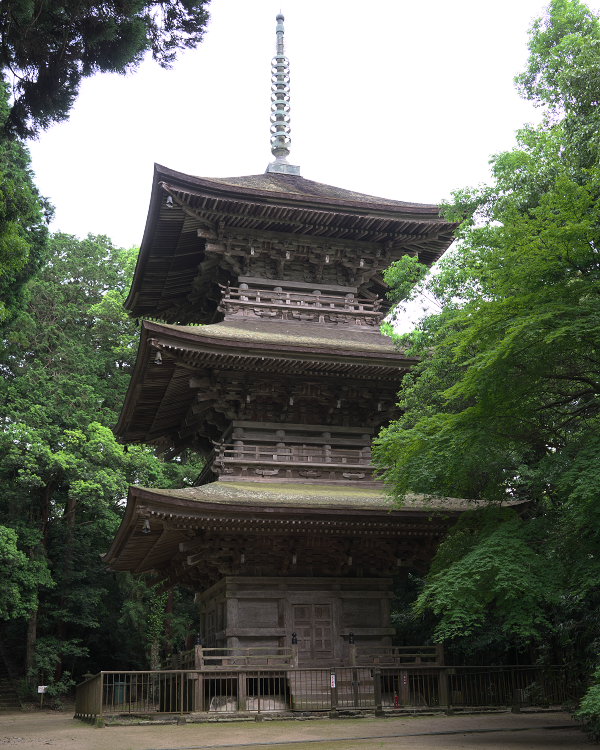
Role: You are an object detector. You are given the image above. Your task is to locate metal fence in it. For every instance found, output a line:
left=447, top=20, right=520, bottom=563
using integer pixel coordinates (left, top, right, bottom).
left=74, top=664, right=573, bottom=722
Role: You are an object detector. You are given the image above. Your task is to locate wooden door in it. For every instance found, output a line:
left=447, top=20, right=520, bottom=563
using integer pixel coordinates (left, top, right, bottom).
left=293, top=603, right=334, bottom=664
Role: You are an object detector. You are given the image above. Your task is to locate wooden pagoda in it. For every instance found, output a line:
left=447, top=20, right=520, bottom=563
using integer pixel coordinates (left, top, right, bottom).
left=104, top=15, right=459, bottom=667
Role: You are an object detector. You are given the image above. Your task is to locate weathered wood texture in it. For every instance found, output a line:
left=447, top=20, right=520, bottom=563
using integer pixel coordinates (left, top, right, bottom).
left=106, top=163, right=459, bottom=667
left=197, top=577, right=395, bottom=666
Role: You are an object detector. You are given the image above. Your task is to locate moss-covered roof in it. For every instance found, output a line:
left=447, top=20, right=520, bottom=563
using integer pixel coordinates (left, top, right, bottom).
left=137, top=480, right=477, bottom=513
left=164, top=319, right=399, bottom=356
left=202, top=172, right=441, bottom=211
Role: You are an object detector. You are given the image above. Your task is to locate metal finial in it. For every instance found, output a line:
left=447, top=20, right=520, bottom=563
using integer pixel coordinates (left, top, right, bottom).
left=267, top=13, right=300, bottom=175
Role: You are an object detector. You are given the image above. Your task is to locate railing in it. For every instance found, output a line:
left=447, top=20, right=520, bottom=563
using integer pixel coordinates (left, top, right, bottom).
left=220, top=285, right=383, bottom=316
left=216, top=444, right=372, bottom=467
left=167, top=646, right=295, bottom=670
left=355, top=645, right=444, bottom=666
left=75, top=665, right=574, bottom=722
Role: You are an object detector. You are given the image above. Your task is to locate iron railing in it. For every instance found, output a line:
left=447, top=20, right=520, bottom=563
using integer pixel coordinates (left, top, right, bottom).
left=75, top=664, right=573, bottom=722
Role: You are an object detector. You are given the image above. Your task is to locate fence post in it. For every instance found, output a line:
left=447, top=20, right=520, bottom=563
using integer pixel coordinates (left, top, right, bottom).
left=178, top=671, right=186, bottom=722
left=438, top=667, right=451, bottom=714
left=329, top=669, right=338, bottom=718
left=511, top=688, right=522, bottom=713
left=95, top=673, right=105, bottom=727
left=352, top=667, right=360, bottom=707
left=435, top=643, right=445, bottom=666
left=193, top=670, right=204, bottom=712
left=238, top=671, right=247, bottom=711
left=255, top=671, right=263, bottom=720
left=373, top=668, right=384, bottom=717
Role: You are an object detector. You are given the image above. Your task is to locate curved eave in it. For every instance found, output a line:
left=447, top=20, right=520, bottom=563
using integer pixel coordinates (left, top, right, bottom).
left=125, top=164, right=458, bottom=320
left=149, top=320, right=410, bottom=363
left=115, top=320, right=413, bottom=444
left=103, top=484, right=463, bottom=573
left=152, top=164, right=450, bottom=218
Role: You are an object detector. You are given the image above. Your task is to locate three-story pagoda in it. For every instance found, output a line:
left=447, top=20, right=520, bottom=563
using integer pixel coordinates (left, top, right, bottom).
left=105, top=15, right=459, bottom=666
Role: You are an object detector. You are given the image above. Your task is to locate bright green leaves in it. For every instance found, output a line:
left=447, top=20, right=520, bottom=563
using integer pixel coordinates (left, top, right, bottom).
left=516, top=0, right=600, bottom=113
left=376, top=0, right=600, bottom=669
left=516, top=0, right=600, bottom=168
left=383, top=255, right=430, bottom=305
left=415, top=508, right=557, bottom=642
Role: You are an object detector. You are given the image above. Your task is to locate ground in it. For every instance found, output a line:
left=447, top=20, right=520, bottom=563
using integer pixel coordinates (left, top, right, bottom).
left=0, top=710, right=591, bottom=750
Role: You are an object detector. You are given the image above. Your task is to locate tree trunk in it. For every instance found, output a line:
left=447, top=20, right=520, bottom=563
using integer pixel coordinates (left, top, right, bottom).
left=149, top=641, right=160, bottom=671
left=26, top=608, right=38, bottom=688
left=54, top=493, right=77, bottom=682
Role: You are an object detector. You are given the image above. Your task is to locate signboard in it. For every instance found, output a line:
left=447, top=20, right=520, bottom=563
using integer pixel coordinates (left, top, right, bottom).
left=330, top=673, right=336, bottom=689
left=37, top=686, right=48, bottom=694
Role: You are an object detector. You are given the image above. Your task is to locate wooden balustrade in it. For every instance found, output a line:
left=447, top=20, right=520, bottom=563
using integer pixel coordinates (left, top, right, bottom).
left=217, top=444, right=371, bottom=466
left=220, top=285, right=382, bottom=314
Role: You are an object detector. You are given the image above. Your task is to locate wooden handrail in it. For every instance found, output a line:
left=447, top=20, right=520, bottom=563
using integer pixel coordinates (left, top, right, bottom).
left=220, top=285, right=382, bottom=310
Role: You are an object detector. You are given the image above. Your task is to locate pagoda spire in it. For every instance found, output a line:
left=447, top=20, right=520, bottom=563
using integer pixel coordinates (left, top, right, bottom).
left=266, top=13, right=300, bottom=175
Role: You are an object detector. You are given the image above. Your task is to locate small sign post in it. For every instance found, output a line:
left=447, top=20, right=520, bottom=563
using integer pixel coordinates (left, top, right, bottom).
left=37, top=685, right=47, bottom=709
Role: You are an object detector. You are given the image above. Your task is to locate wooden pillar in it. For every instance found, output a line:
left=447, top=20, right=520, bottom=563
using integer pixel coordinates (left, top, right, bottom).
left=193, top=672, right=204, bottom=712
left=329, top=669, right=338, bottom=718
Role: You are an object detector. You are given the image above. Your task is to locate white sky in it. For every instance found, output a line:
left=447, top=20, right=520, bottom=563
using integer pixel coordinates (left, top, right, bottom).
left=26, top=0, right=596, bottom=250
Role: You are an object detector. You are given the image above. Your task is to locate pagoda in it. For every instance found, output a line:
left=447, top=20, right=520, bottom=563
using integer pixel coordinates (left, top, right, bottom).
left=104, top=14, right=459, bottom=667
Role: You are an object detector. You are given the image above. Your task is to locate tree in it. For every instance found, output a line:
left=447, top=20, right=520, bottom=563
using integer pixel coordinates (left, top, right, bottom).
left=374, top=0, right=600, bottom=682
left=0, top=0, right=211, bottom=137
left=0, top=233, right=202, bottom=688
left=0, top=525, right=52, bottom=621
left=0, top=82, right=50, bottom=325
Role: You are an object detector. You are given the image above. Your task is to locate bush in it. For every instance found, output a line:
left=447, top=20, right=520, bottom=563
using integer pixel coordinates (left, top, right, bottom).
left=575, top=668, right=600, bottom=740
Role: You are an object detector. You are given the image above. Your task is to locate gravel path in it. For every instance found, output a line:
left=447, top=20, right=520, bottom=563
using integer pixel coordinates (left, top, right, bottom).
left=0, top=710, right=589, bottom=750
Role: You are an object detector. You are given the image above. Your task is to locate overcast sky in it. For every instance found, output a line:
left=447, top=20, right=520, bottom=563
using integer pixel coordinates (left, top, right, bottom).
left=26, top=0, right=597, bottom=250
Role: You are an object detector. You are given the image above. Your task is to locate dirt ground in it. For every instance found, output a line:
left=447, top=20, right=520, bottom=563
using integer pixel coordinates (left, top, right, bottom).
left=0, top=709, right=591, bottom=750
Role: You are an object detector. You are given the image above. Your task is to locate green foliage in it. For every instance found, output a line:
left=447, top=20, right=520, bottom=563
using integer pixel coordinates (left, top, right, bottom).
left=0, top=0, right=211, bottom=136
left=383, top=255, right=429, bottom=304
left=414, top=508, right=558, bottom=642
left=0, top=83, right=50, bottom=324
left=375, top=0, right=600, bottom=686
left=516, top=0, right=600, bottom=168
left=0, top=232, right=202, bottom=684
left=145, top=590, right=169, bottom=647
left=0, top=525, right=52, bottom=620
left=577, top=669, right=600, bottom=740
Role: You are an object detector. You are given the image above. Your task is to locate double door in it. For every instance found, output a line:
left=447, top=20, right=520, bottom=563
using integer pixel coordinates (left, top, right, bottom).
left=293, top=603, right=334, bottom=664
